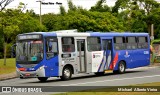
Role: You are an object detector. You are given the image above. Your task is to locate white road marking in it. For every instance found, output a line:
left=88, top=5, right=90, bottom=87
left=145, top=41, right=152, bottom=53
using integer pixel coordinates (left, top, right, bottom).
left=61, top=74, right=160, bottom=86
left=131, top=66, right=158, bottom=70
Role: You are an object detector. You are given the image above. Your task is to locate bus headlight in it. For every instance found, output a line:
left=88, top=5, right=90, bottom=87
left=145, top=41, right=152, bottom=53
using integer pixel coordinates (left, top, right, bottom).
left=39, top=66, right=44, bottom=70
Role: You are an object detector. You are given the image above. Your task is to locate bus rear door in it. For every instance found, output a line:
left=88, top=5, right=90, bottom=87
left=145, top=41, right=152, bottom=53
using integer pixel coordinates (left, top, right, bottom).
left=101, top=38, right=113, bottom=71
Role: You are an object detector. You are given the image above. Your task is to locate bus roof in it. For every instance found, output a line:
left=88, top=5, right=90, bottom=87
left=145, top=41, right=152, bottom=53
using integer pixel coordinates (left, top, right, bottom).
left=89, top=32, right=148, bottom=37
left=20, top=31, right=148, bottom=37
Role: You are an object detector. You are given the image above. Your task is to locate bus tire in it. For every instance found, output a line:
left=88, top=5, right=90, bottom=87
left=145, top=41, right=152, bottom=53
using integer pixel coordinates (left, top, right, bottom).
left=20, top=76, right=24, bottom=79
left=38, top=77, right=48, bottom=82
left=118, top=61, right=126, bottom=74
left=113, top=70, right=118, bottom=74
left=60, top=66, right=72, bottom=81
left=95, top=72, right=104, bottom=76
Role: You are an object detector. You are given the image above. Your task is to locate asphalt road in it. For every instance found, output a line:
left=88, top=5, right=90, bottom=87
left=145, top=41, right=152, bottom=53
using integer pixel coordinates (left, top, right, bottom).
left=0, top=66, right=160, bottom=95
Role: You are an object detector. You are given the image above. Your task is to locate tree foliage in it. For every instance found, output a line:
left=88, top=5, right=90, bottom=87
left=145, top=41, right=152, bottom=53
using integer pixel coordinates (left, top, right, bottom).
left=113, top=0, right=160, bottom=34
left=60, top=5, right=66, bottom=15
left=90, top=0, right=111, bottom=12
left=0, top=6, right=46, bottom=60
left=68, top=0, right=77, bottom=12
left=1, top=0, right=160, bottom=59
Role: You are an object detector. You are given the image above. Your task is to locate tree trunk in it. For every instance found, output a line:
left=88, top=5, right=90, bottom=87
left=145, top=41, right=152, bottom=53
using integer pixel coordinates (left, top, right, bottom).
left=147, top=24, right=151, bottom=36
left=3, top=42, right=6, bottom=66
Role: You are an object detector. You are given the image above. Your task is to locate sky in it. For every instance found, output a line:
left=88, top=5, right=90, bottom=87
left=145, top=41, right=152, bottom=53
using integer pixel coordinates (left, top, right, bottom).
left=6, top=0, right=117, bottom=14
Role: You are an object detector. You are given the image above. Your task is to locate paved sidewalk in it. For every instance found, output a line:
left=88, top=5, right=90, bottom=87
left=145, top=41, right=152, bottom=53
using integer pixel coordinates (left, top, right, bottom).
left=0, top=72, right=17, bottom=81
left=150, top=63, right=160, bottom=66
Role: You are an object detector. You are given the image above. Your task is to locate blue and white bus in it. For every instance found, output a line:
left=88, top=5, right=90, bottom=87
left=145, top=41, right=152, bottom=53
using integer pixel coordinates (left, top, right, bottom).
left=14, top=30, right=150, bottom=82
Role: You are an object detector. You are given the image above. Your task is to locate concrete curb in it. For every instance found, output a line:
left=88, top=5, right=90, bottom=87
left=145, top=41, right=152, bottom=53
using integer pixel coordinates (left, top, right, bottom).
left=0, top=72, right=17, bottom=81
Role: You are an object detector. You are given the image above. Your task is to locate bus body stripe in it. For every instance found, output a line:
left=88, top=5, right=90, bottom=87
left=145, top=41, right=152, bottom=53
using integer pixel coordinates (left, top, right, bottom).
left=98, top=51, right=105, bottom=72
left=104, top=50, right=111, bottom=70
left=98, top=50, right=112, bottom=72
left=109, top=52, right=118, bottom=69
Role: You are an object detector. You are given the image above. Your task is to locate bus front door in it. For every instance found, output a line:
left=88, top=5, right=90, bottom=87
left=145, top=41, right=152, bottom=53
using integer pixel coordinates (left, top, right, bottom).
left=77, top=40, right=86, bottom=73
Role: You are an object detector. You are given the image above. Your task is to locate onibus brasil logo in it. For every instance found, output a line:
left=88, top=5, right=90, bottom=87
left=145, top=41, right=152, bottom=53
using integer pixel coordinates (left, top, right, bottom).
left=1, top=87, right=42, bottom=93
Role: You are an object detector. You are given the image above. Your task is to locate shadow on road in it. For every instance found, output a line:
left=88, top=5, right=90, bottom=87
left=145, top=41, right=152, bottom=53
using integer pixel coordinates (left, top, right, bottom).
left=25, top=70, right=145, bottom=83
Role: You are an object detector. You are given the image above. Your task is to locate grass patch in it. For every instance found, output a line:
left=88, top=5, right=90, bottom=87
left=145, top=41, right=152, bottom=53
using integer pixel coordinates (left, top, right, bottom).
left=53, top=82, right=160, bottom=95
left=0, top=58, right=16, bottom=75
left=134, top=82, right=160, bottom=86
left=54, top=92, right=159, bottom=95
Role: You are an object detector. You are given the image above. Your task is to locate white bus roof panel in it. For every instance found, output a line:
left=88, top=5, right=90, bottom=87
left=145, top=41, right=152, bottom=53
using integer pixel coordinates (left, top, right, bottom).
left=57, top=33, right=90, bottom=37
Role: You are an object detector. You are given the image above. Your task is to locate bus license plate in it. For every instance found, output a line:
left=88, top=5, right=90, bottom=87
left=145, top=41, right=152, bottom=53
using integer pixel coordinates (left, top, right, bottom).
left=25, top=73, right=31, bottom=76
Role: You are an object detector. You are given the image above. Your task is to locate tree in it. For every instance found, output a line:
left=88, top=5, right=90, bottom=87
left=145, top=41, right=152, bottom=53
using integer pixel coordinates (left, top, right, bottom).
left=0, top=0, right=14, bottom=65
left=60, top=5, right=66, bottom=15
left=90, top=0, right=111, bottom=12
left=112, top=0, right=129, bottom=13
left=0, top=0, right=14, bottom=11
left=68, top=0, right=77, bottom=12
left=0, top=13, right=3, bottom=58
left=42, top=13, right=57, bottom=31
left=149, top=8, right=160, bottom=38
left=17, top=2, right=27, bottom=12
left=134, top=0, right=160, bottom=34
left=0, top=9, right=18, bottom=65
left=0, top=8, right=47, bottom=65
left=114, top=0, right=160, bottom=34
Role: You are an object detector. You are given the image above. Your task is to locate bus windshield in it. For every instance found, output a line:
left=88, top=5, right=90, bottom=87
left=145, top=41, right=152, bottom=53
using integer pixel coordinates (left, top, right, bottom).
left=16, top=40, right=43, bottom=62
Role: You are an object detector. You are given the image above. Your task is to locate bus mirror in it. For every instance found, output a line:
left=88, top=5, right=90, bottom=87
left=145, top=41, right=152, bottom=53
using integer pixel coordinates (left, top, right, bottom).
left=11, top=44, right=16, bottom=58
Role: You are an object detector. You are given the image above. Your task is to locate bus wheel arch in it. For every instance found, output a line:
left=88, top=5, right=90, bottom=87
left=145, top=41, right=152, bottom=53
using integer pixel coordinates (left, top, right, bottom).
left=60, top=64, right=73, bottom=80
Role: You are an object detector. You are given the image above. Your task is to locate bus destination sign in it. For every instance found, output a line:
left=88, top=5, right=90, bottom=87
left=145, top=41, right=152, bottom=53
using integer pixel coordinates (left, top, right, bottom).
left=18, top=35, right=41, bottom=40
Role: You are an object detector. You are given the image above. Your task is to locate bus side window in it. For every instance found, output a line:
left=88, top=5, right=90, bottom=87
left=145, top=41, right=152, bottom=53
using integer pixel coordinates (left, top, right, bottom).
left=126, top=36, right=137, bottom=49
left=62, top=37, right=75, bottom=52
left=87, top=37, right=101, bottom=51
left=46, top=38, right=58, bottom=59
left=114, top=37, right=125, bottom=50
left=138, top=36, right=148, bottom=49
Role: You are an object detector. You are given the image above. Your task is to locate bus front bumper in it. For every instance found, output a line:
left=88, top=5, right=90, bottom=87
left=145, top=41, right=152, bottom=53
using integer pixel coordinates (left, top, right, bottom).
left=16, top=66, right=46, bottom=78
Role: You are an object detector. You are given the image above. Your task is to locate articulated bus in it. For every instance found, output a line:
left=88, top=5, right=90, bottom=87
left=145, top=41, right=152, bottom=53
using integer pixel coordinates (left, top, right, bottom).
left=14, top=30, right=150, bottom=82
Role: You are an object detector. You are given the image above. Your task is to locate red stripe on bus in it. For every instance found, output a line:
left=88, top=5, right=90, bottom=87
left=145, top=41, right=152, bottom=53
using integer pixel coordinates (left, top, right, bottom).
left=110, top=52, right=118, bottom=69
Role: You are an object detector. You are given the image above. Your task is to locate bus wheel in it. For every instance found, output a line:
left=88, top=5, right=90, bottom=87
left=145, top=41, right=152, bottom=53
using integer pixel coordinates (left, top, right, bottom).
left=118, top=61, right=126, bottom=74
left=113, top=70, right=118, bottom=74
left=60, top=66, right=72, bottom=81
left=38, top=77, right=48, bottom=82
left=95, top=72, right=104, bottom=76
left=20, top=76, right=24, bottom=79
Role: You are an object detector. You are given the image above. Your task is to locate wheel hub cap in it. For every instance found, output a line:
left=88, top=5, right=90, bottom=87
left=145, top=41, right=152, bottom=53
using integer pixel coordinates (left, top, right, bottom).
left=120, top=64, right=124, bottom=72
left=64, top=69, right=70, bottom=77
